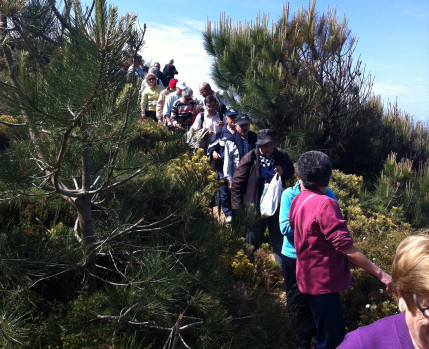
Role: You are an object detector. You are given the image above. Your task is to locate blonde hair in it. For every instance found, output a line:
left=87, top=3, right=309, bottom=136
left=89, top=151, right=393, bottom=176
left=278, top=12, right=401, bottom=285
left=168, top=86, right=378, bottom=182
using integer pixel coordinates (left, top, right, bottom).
left=145, top=73, right=156, bottom=83
left=392, top=235, right=429, bottom=306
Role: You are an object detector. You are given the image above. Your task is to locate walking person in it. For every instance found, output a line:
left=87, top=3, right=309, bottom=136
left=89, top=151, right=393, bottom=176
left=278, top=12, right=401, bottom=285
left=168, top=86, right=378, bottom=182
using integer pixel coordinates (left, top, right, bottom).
left=141, top=73, right=162, bottom=122
left=231, top=129, right=294, bottom=264
left=289, top=151, right=393, bottom=349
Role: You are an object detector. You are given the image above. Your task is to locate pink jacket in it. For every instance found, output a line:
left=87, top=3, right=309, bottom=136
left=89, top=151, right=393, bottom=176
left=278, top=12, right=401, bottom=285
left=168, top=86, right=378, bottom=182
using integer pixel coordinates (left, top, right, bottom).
left=289, top=188, right=354, bottom=295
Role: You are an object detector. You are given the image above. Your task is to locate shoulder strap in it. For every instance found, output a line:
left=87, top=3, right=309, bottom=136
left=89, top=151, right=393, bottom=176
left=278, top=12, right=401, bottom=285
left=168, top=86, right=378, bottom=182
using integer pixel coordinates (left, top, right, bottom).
left=200, top=111, right=204, bottom=125
left=252, top=148, right=258, bottom=161
left=291, top=194, right=316, bottom=225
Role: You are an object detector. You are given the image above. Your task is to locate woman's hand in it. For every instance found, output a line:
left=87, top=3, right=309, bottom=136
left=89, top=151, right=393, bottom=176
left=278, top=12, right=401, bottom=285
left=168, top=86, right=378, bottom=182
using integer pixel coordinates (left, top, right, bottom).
left=380, top=272, right=394, bottom=294
left=274, top=166, right=283, bottom=176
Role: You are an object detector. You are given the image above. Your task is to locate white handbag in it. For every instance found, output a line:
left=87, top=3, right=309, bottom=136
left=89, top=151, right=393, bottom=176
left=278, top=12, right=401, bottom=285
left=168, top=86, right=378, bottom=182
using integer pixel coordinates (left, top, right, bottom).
left=260, top=174, right=283, bottom=218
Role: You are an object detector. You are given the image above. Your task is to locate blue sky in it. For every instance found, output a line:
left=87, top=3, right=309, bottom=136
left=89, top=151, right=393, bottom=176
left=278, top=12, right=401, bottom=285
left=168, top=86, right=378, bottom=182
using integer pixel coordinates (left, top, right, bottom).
left=110, top=0, right=429, bottom=122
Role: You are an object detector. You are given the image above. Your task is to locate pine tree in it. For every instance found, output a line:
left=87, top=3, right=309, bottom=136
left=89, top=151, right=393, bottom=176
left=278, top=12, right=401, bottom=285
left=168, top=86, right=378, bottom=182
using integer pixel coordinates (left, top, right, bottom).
left=0, top=0, right=145, bottom=293
left=203, top=1, right=373, bottom=161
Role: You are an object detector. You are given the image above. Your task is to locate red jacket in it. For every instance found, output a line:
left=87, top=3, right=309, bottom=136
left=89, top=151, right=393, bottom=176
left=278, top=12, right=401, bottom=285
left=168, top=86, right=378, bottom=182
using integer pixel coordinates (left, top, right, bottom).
left=289, top=188, right=354, bottom=295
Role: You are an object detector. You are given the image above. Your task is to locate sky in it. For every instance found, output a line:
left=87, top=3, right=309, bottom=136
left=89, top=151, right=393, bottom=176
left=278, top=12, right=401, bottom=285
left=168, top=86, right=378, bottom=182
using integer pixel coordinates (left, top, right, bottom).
left=108, top=0, right=429, bottom=123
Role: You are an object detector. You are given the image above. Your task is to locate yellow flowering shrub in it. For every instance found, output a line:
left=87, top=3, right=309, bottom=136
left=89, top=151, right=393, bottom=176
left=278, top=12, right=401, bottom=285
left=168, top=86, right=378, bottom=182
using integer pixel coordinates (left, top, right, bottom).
left=229, top=240, right=282, bottom=288
left=128, top=119, right=176, bottom=151
left=166, top=148, right=218, bottom=189
left=0, top=114, right=20, bottom=147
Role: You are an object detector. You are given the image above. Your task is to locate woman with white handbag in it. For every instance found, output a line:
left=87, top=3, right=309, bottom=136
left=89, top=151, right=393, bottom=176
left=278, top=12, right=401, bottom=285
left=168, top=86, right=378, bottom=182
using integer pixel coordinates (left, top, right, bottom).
left=231, top=129, right=294, bottom=266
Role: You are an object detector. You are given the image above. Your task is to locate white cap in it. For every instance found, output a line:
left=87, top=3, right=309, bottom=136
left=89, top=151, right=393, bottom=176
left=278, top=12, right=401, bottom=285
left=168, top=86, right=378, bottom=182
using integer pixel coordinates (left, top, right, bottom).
left=177, top=81, right=187, bottom=90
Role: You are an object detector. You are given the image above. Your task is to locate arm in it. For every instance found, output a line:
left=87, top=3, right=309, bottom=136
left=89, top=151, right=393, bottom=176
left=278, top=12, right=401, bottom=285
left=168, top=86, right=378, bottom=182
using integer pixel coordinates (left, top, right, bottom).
left=318, top=198, right=393, bottom=293
left=156, top=91, right=165, bottom=122
left=231, top=155, right=252, bottom=210
left=141, top=89, right=148, bottom=118
left=279, top=150, right=295, bottom=182
left=341, top=245, right=393, bottom=293
left=170, top=102, right=178, bottom=126
left=224, top=141, right=236, bottom=182
left=279, top=188, right=294, bottom=237
left=163, top=95, right=173, bottom=120
left=207, top=131, right=221, bottom=160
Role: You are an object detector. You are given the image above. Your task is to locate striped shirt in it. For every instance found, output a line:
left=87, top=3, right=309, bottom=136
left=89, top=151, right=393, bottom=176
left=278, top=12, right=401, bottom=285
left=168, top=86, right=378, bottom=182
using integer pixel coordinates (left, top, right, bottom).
left=171, top=99, right=198, bottom=127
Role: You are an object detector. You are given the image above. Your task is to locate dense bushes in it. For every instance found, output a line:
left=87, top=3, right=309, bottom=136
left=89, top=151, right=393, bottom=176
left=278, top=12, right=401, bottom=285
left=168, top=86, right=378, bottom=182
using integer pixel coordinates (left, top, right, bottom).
left=1, top=0, right=428, bottom=347
left=0, top=121, right=298, bottom=348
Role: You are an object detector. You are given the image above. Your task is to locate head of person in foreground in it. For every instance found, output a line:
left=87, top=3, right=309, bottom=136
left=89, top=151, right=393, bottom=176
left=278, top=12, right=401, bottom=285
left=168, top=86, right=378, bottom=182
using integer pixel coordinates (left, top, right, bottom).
left=394, top=234, right=429, bottom=348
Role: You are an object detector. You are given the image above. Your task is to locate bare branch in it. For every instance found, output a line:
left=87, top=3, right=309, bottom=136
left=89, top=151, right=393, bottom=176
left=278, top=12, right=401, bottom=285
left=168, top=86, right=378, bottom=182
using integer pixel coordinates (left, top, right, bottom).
left=0, top=119, right=26, bottom=127
left=95, top=212, right=179, bottom=250
left=96, top=303, right=140, bottom=321
left=28, top=266, right=79, bottom=289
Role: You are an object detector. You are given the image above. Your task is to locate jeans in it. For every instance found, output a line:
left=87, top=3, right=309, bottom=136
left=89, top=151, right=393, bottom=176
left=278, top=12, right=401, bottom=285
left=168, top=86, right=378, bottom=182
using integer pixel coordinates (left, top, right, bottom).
left=282, top=254, right=315, bottom=349
left=219, top=182, right=232, bottom=217
left=306, top=292, right=346, bottom=349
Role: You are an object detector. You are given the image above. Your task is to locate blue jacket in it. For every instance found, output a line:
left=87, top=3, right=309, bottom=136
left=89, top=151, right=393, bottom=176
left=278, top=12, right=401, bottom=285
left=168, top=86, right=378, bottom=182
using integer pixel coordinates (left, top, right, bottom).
left=208, top=127, right=257, bottom=178
left=207, top=126, right=236, bottom=176
left=279, top=182, right=337, bottom=258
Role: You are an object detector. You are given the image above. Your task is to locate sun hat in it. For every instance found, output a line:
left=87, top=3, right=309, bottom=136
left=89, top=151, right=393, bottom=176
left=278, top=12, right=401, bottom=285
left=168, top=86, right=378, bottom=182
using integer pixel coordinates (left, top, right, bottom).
left=256, top=129, right=276, bottom=145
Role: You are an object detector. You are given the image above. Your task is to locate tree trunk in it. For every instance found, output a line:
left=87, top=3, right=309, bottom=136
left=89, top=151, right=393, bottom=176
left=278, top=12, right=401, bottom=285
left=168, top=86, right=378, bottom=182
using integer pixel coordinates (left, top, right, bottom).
left=79, top=124, right=97, bottom=294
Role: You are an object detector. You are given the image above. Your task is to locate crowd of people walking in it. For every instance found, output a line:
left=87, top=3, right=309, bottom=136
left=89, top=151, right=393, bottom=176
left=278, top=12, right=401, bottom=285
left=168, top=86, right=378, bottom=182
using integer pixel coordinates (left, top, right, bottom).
left=128, top=56, right=428, bottom=349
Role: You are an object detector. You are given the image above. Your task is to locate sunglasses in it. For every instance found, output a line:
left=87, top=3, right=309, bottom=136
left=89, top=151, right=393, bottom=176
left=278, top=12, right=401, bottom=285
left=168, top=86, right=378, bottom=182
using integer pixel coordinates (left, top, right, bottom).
left=148, top=78, right=156, bottom=81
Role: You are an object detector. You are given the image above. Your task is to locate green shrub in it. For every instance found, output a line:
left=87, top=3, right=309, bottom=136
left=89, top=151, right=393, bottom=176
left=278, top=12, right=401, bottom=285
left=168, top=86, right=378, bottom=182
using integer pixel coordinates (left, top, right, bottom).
left=364, top=152, right=429, bottom=228
left=329, top=169, right=413, bottom=329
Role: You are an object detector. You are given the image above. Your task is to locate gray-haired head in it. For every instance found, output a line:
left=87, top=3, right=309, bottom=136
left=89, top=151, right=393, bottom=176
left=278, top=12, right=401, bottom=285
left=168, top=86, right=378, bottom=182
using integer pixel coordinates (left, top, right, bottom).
left=182, top=86, right=193, bottom=97
left=297, top=151, right=332, bottom=189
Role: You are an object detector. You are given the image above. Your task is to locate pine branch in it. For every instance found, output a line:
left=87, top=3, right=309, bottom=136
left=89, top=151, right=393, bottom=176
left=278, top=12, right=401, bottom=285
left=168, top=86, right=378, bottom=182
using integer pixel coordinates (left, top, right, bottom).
left=11, top=14, right=61, bottom=46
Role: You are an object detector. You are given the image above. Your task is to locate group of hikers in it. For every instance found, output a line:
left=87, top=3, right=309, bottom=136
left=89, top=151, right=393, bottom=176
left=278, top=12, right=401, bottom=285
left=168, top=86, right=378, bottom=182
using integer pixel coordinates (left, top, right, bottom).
left=129, top=56, right=428, bottom=349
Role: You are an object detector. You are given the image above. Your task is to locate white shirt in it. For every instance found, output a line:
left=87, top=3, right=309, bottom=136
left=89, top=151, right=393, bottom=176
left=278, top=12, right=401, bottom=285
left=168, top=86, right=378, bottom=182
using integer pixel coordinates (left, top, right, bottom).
left=190, top=111, right=222, bottom=142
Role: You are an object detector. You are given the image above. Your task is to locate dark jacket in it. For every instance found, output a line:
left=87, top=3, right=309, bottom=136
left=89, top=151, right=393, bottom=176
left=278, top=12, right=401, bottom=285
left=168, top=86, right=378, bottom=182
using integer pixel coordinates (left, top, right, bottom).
left=156, top=71, right=168, bottom=87
left=231, top=147, right=294, bottom=210
left=207, top=127, right=257, bottom=176
left=207, top=126, right=236, bottom=173
left=234, top=131, right=257, bottom=160
left=163, top=63, right=178, bottom=81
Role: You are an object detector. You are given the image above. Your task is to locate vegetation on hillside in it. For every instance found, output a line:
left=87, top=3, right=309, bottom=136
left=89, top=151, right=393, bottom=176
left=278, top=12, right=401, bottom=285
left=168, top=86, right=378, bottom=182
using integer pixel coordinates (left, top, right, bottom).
left=203, top=1, right=429, bottom=180
left=0, top=0, right=428, bottom=348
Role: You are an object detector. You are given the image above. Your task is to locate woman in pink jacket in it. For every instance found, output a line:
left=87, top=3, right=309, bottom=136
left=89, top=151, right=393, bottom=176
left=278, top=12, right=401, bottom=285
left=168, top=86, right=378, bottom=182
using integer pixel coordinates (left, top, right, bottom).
left=289, top=151, right=393, bottom=349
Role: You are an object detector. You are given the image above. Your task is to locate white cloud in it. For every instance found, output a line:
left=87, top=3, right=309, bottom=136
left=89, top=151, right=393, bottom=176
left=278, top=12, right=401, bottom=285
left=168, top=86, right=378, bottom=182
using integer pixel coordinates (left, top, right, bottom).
left=138, top=20, right=216, bottom=96
left=372, top=80, right=407, bottom=98
left=176, top=18, right=207, bottom=31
